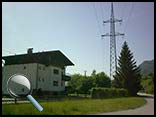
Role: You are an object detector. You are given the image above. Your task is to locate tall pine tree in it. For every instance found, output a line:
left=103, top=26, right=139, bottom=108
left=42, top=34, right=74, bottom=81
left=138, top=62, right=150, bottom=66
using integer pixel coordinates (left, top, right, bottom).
left=113, top=41, right=141, bottom=96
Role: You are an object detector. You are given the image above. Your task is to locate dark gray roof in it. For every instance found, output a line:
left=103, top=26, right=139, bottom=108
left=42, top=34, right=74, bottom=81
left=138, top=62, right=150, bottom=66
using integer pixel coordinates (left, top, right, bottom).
left=2, top=50, right=74, bottom=67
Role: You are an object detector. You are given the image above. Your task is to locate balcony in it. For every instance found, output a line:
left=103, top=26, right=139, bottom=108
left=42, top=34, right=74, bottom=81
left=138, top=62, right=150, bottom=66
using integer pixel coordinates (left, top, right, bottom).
left=62, top=75, right=71, bottom=81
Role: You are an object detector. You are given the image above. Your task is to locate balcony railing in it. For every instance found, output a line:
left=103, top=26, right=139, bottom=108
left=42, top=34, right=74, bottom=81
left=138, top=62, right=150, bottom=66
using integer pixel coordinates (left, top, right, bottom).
left=62, top=75, right=71, bottom=81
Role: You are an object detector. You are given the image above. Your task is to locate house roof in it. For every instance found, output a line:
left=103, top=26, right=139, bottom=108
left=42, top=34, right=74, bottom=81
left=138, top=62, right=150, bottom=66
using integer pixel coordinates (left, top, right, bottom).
left=2, top=50, right=74, bottom=67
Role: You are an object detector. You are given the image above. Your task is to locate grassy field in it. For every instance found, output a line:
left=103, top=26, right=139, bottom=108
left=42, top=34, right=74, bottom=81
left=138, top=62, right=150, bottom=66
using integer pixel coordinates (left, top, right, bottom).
left=2, top=97, right=146, bottom=115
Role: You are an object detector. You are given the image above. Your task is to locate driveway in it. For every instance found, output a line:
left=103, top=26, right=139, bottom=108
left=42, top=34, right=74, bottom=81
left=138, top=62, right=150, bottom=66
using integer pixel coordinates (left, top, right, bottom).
left=95, top=93, right=154, bottom=115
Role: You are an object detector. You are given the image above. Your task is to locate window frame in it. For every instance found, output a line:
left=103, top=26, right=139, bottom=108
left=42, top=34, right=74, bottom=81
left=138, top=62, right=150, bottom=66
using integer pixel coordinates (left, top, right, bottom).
left=61, top=80, right=64, bottom=86
left=23, top=66, right=26, bottom=69
left=53, top=69, right=59, bottom=75
left=53, top=81, right=59, bottom=86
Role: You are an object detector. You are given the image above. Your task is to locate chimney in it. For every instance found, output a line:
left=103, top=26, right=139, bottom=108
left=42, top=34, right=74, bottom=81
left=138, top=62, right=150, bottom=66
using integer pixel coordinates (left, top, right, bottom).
left=27, top=48, right=33, bottom=54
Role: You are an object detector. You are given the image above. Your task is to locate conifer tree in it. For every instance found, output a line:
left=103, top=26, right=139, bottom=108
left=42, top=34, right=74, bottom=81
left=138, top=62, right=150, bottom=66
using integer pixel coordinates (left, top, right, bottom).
left=113, top=41, right=141, bottom=96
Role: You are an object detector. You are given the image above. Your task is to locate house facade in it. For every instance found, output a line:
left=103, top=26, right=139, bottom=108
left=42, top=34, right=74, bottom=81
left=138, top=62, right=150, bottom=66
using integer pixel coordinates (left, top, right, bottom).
left=2, top=49, right=74, bottom=95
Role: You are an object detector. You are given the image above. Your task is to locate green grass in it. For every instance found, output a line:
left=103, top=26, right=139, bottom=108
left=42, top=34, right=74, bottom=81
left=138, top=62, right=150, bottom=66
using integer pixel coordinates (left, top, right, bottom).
left=2, top=97, right=146, bottom=115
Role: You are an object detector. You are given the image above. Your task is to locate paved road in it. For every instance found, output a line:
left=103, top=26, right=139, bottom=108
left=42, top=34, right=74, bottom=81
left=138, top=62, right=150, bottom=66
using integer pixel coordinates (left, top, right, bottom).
left=95, top=94, right=154, bottom=115
left=2, top=98, right=30, bottom=104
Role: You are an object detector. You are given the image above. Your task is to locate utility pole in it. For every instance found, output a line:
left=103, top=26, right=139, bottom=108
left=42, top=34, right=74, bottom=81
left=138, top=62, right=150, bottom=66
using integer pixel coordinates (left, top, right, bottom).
left=84, top=70, right=87, bottom=77
left=102, top=2, right=124, bottom=80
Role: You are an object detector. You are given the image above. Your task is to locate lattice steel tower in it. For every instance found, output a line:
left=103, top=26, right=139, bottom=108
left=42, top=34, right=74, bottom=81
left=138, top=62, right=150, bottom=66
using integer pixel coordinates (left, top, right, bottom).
left=102, top=2, right=124, bottom=79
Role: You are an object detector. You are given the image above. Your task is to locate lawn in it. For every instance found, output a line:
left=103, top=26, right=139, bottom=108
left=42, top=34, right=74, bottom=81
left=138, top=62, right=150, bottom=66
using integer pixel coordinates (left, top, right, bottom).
left=2, top=97, right=146, bottom=115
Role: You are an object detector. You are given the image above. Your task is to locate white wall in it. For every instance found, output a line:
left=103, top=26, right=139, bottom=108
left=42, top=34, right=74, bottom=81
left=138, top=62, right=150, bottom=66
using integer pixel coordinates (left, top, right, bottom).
left=2, top=63, right=37, bottom=95
left=2, top=63, right=66, bottom=95
left=37, top=64, right=65, bottom=92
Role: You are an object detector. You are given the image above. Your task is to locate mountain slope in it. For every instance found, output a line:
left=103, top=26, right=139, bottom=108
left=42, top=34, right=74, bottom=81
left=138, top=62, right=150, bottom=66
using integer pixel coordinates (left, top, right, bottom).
left=139, top=59, right=154, bottom=75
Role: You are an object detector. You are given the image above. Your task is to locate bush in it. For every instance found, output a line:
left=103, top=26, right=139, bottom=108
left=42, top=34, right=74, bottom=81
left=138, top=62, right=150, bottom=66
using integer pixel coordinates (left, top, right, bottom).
left=118, top=88, right=129, bottom=97
left=91, top=87, right=128, bottom=99
left=145, top=85, right=154, bottom=94
left=141, top=73, right=154, bottom=95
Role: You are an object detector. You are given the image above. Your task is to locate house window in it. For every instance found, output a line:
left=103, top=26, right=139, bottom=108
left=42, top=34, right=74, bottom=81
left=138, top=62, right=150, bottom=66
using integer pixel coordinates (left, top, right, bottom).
left=22, top=88, right=24, bottom=92
left=42, top=78, right=44, bottom=82
left=61, top=81, right=64, bottom=86
left=24, top=66, right=26, bottom=69
left=53, top=81, right=59, bottom=86
left=53, top=69, right=59, bottom=75
left=38, top=66, right=41, bottom=70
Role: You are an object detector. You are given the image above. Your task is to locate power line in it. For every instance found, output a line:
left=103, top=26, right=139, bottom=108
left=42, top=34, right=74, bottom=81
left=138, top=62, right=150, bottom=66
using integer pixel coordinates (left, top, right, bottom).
left=100, top=2, right=107, bottom=32
left=124, top=3, right=134, bottom=34
left=120, top=3, right=126, bottom=20
left=93, top=2, right=102, bottom=35
left=100, top=3, right=105, bottom=21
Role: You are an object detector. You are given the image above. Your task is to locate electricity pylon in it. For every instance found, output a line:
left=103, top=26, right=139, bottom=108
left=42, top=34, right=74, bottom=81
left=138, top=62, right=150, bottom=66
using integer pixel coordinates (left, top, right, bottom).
left=101, top=2, right=124, bottom=79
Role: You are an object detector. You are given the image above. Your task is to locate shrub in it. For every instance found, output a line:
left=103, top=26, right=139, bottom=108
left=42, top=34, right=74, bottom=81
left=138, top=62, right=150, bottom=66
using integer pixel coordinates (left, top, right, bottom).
left=91, top=87, right=128, bottom=99
left=145, top=85, right=154, bottom=94
left=118, top=88, right=129, bottom=97
left=141, top=73, right=154, bottom=95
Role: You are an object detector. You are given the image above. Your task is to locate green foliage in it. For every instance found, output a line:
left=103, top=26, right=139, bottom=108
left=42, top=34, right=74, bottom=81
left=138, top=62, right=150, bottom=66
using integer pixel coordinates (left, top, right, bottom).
left=117, top=88, right=129, bottom=97
left=76, top=76, right=94, bottom=95
left=145, top=85, right=154, bottom=94
left=67, top=74, right=82, bottom=94
left=113, top=41, right=142, bottom=96
left=91, top=69, right=96, bottom=77
left=141, top=73, right=154, bottom=94
left=93, top=72, right=111, bottom=88
left=67, top=70, right=111, bottom=95
left=91, top=87, right=128, bottom=99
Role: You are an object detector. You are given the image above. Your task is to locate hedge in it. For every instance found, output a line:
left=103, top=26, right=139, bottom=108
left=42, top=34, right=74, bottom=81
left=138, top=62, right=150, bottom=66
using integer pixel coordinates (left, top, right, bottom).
left=91, top=87, right=128, bottom=99
left=145, top=85, right=154, bottom=94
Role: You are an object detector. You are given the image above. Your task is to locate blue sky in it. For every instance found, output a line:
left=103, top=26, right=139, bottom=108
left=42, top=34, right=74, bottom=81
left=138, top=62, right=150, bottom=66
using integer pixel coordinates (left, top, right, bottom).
left=2, top=2, right=154, bottom=76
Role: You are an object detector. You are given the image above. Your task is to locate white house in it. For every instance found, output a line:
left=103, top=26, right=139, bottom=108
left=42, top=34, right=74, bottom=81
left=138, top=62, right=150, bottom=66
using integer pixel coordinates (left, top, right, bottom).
left=2, top=48, right=74, bottom=96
